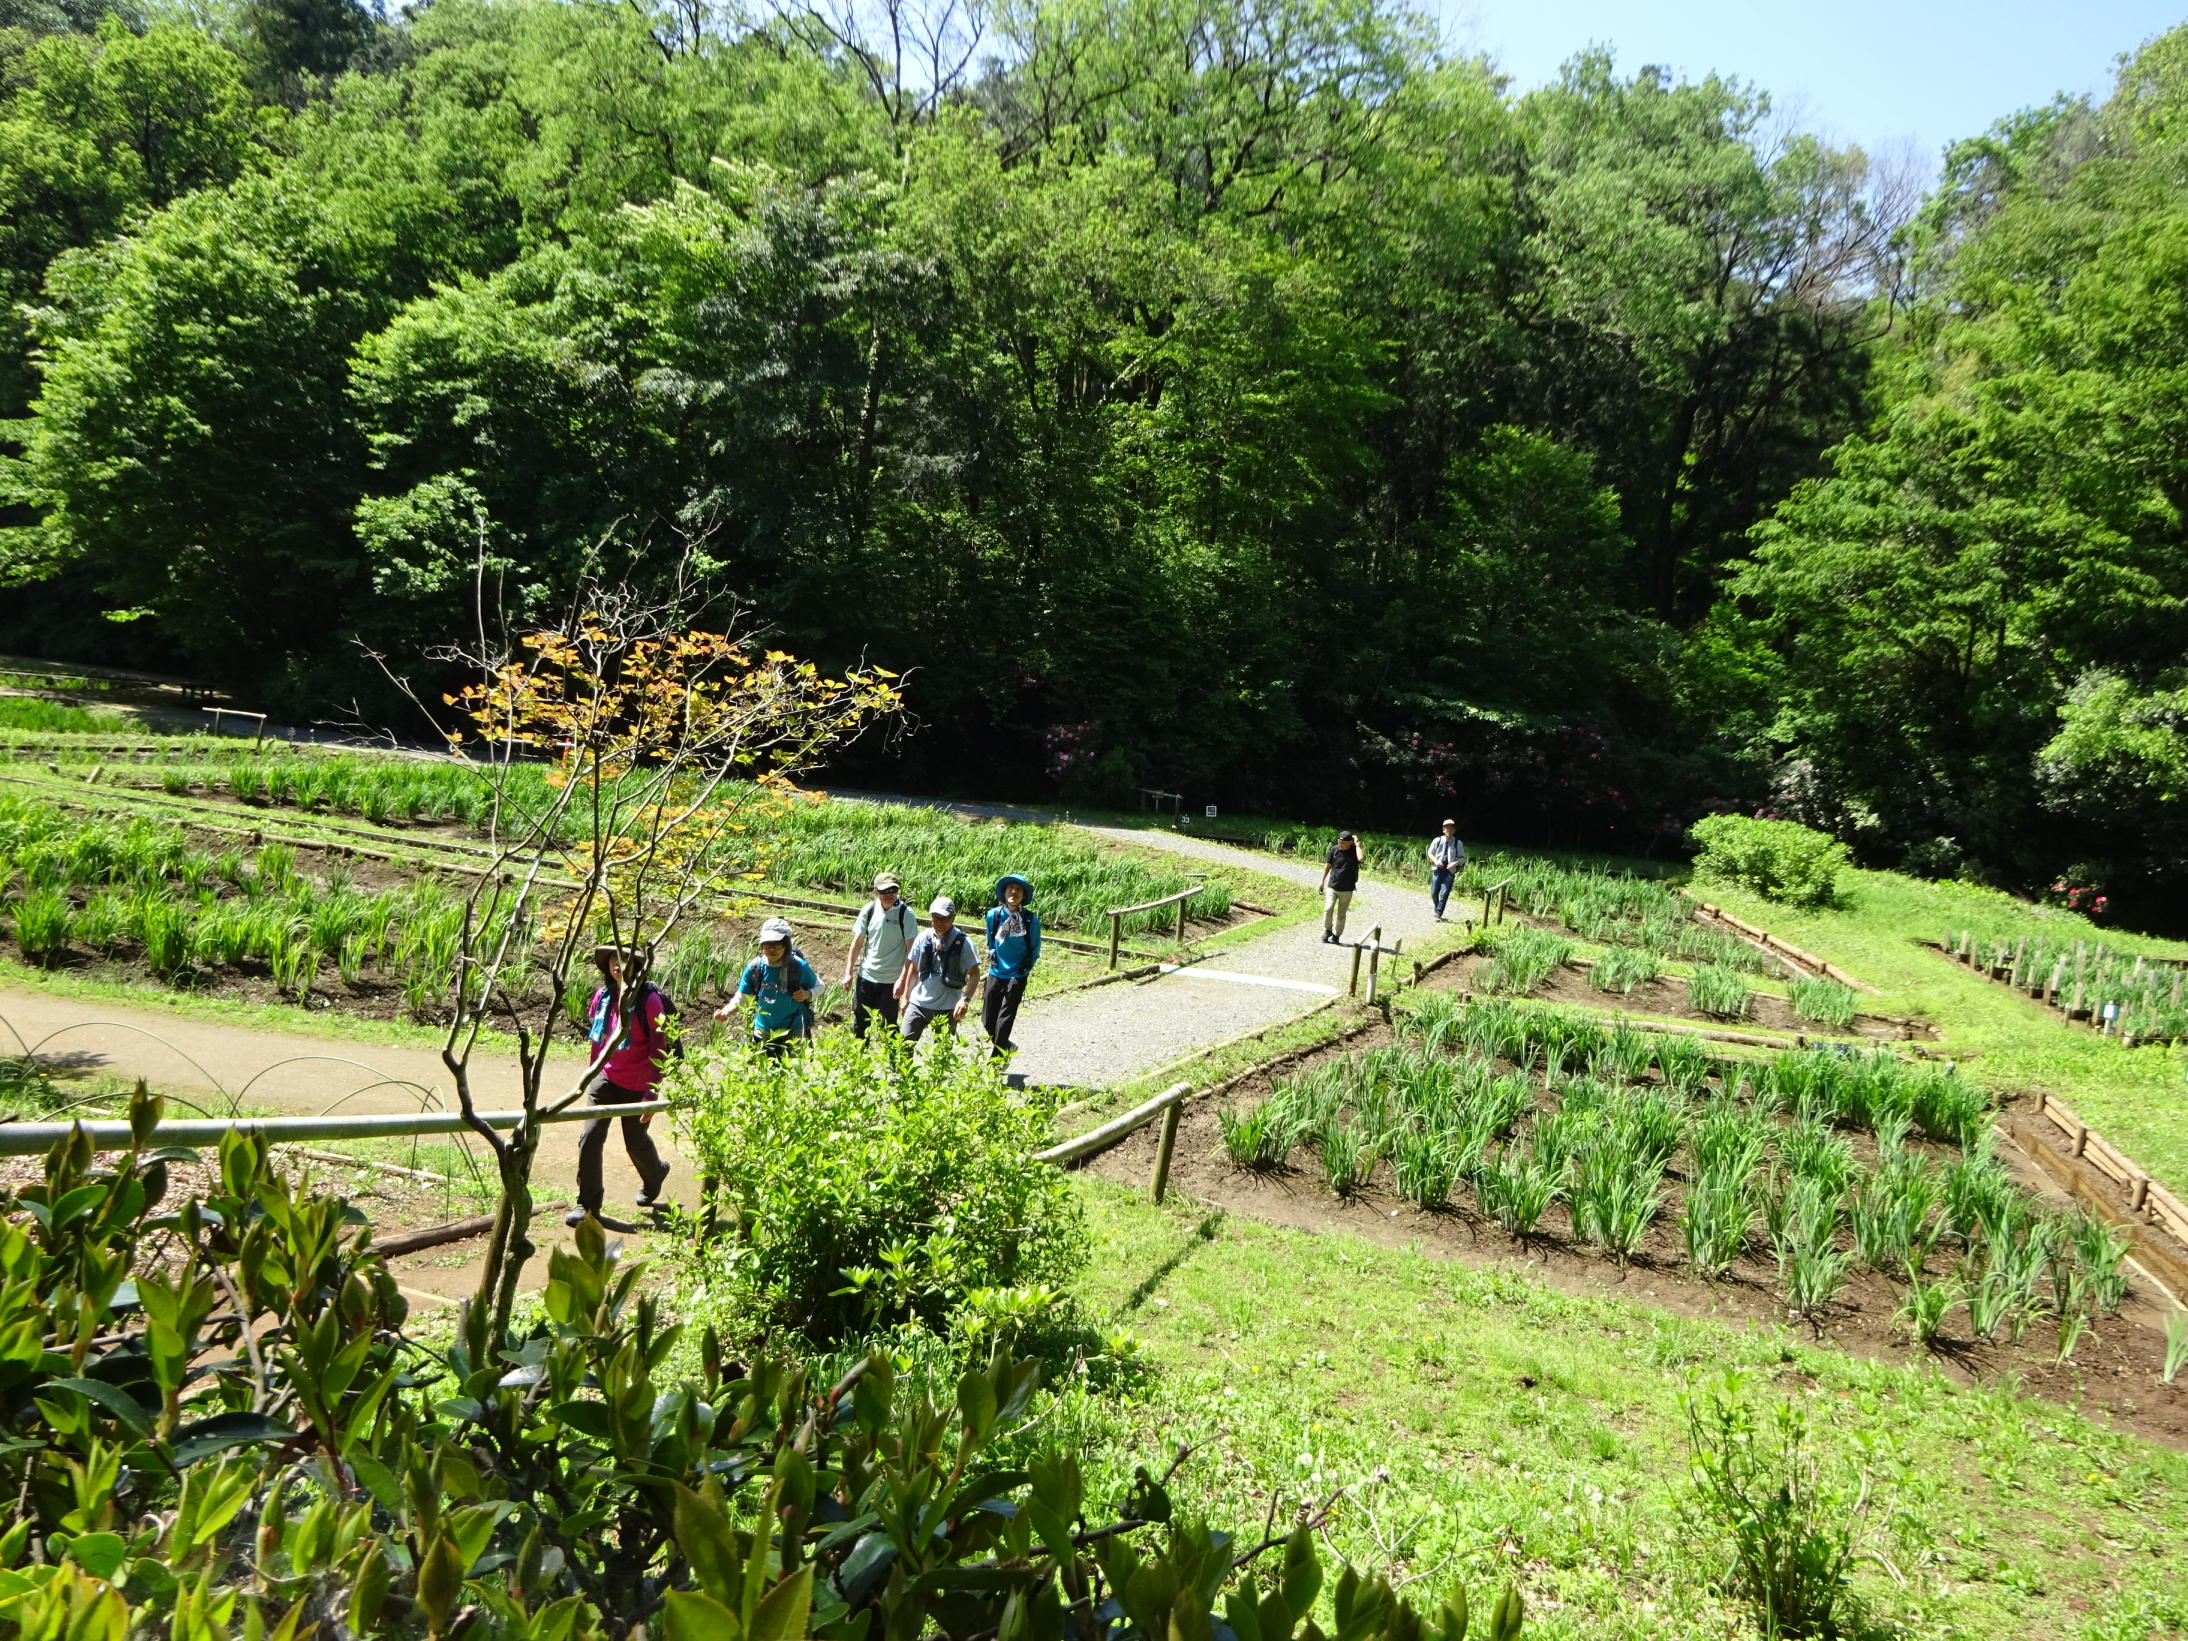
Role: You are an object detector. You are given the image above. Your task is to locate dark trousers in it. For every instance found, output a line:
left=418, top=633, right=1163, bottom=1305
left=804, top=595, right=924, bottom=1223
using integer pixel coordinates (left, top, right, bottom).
left=1431, top=865, right=1456, bottom=917
left=574, top=1073, right=666, bottom=1213
left=851, top=978, right=900, bottom=1038
left=901, top=999, right=961, bottom=1041
left=983, top=974, right=1028, bottom=1050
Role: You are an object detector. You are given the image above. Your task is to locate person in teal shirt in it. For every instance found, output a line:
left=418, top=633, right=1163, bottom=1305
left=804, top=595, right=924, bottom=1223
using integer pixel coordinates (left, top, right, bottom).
left=982, top=874, right=1041, bottom=1054
left=715, top=917, right=818, bottom=1055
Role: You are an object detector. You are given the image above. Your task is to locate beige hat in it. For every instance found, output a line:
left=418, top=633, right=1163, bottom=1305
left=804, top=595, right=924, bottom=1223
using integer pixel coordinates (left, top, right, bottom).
left=873, top=872, right=901, bottom=891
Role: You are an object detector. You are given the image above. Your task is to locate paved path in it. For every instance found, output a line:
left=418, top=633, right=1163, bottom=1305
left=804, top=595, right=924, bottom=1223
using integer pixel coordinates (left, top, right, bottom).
left=1006, top=829, right=1457, bottom=1089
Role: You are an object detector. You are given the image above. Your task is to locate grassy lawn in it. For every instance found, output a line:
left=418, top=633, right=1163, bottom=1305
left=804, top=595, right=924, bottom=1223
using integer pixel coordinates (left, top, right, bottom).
left=1059, top=1181, right=2188, bottom=1641
left=1691, top=871, right=2188, bottom=1197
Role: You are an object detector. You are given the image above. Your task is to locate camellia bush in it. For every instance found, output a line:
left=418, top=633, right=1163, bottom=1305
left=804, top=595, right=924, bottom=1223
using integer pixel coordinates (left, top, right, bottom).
left=1689, top=815, right=1852, bottom=909
left=0, top=1084, right=1528, bottom=1641
left=672, top=1032, right=1088, bottom=1340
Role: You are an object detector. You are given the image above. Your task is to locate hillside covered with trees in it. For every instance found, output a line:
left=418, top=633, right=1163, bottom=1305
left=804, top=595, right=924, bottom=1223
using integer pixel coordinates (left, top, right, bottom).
left=3, top=0, right=2187, bottom=918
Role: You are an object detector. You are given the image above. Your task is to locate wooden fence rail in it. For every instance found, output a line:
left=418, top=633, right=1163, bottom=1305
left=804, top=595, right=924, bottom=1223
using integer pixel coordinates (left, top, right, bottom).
left=1105, top=876, right=1207, bottom=969
left=2029, top=1089, right=2188, bottom=1246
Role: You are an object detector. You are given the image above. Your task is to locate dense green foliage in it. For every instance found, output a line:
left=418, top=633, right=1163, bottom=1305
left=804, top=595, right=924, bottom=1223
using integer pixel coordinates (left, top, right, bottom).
left=0, top=1099, right=1526, bottom=1640
left=0, top=0, right=1910, bottom=856
left=1730, top=33, right=2188, bottom=918
left=1690, top=815, right=1850, bottom=909
left=4, top=0, right=2188, bottom=913
left=674, top=1033, right=1087, bottom=1340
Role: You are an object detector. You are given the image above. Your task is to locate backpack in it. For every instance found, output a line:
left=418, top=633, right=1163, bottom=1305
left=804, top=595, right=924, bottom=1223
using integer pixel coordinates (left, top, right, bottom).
left=744, top=949, right=818, bottom=1035
left=918, top=927, right=972, bottom=989
left=590, top=980, right=682, bottom=1059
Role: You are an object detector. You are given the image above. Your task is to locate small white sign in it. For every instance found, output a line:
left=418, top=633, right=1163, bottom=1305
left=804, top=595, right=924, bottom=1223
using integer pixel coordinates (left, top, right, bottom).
left=2103, top=1001, right=2120, bottom=1022
left=1205, top=805, right=1219, bottom=819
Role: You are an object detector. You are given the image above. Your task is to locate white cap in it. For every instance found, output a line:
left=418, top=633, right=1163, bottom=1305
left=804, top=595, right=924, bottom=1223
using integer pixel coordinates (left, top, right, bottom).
left=929, top=896, right=956, bottom=917
left=759, top=917, right=793, bottom=942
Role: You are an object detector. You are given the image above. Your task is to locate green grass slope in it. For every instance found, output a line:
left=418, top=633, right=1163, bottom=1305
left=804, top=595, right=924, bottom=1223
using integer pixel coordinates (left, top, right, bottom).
left=1065, top=1184, right=2186, bottom=1641
left=1692, top=870, right=2188, bottom=1196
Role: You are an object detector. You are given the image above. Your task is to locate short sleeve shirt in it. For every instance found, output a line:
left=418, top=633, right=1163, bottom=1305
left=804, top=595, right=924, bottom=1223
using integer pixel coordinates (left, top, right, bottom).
left=1430, top=834, right=1465, bottom=868
left=905, top=927, right=975, bottom=1011
left=1325, top=845, right=1361, bottom=892
left=852, top=897, right=917, bottom=983
left=739, top=955, right=816, bottom=1034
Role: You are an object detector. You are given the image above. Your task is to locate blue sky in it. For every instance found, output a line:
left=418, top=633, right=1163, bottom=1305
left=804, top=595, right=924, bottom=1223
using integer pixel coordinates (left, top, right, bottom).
left=1438, top=1, right=2187, bottom=175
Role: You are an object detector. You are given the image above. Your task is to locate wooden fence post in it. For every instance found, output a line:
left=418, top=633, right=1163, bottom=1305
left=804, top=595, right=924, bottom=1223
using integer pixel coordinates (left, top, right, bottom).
left=1150, top=1101, right=1182, bottom=1204
left=1349, top=940, right=1364, bottom=998
left=1108, top=912, right=1122, bottom=972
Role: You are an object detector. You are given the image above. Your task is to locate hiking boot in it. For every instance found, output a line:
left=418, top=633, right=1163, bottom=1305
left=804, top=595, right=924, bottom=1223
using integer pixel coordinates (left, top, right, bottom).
left=636, top=1169, right=671, bottom=1210
left=564, top=1208, right=596, bottom=1228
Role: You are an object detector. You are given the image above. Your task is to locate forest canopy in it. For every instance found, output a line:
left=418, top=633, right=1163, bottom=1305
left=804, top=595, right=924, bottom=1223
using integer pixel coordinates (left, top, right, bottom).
left=3, top=0, right=2186, bottom=918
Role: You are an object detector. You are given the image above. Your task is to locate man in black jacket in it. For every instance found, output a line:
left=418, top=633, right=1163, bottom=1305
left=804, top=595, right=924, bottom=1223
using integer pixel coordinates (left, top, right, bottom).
left=1319, top=831, right=1362, bottom=944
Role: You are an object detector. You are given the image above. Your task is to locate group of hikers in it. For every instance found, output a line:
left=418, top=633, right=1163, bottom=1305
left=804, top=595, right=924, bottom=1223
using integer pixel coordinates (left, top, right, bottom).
left=564, top=872, right=1045, bottom=1221
left=572, top=822, right=1468, bottom=1222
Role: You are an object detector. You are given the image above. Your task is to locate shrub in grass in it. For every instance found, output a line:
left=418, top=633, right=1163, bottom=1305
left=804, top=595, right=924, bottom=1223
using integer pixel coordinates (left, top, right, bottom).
left=1685, top=1373, right=1869, bottom=1641
left=1589, top=1024, right=1652, bottom=1083
left=72, top=893, right=125, bottom=954
left=0, top=696, right=106, bottom=733
left=1570, top=1147, right=1661, bottom=1262
left=1651, top=1033, right=1714, bottom=1094
left=1686, top=963, right=1751, bottom=1020
left=2068, top=1210, right=2131, bottom=1312
left=11, top=889, right=73, bottom=962
left=1692, top=1099, right=1770, bottom=1187
left=676, top=1031, right=1083, bottom=1340
left=1909, top=1068, right=1988, bottom=1148
left=1587, top=943, right=1660, bottom=994
left=1688, top=814, right=1851, bottom=908
left=2164, top=1313, right=2188, bottom=1384
left=1788, top=977, right=1858, bottom=1031
left=1781, top=1240, right=1851, bottom=1320
left=137, top=899, right=194, bottom=978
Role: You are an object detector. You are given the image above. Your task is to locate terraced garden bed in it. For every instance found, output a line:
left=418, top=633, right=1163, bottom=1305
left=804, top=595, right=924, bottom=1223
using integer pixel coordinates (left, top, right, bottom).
left=1083, top=995, right=2188, bottom=1449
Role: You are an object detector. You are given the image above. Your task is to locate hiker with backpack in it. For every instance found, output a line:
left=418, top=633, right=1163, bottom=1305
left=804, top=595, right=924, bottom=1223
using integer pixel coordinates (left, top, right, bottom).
left=896, top=896, right=981, bottom=1041
left=845, top=871, right=917, bottom=1037
left=982, top=873, right=1041, bottom=1054
left=569, top=943, right=674, bottom=1226
left=715, top=916, right=819, bottom=1055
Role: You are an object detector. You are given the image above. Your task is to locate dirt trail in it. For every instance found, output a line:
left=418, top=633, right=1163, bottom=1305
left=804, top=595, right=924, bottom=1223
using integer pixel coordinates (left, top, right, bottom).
left=0, top=987, right=693, bottom=1219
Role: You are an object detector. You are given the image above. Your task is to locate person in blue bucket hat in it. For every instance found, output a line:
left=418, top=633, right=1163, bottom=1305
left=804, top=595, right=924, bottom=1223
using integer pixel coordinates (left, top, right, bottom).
left=982, top=873, right=1042, bottom=1054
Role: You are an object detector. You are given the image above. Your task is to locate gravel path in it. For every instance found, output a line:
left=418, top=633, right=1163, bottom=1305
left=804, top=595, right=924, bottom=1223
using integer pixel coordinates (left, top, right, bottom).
left=1006, top=830, right=1463, bottom=1090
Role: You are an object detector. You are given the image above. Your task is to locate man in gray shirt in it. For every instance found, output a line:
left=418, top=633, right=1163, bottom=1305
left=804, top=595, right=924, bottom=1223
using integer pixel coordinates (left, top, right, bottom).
left=1427, top=820, right=1465, bottom=921
left=845, top=871, right=917, bottom=1037
left=896, top=896, right=982, bottom=1041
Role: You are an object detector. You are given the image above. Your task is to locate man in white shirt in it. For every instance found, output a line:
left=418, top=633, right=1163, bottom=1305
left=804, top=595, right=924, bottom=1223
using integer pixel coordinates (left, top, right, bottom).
left=1427, top=819, right=1466, bottom=921
left=845, top=871, right=917, bottom=1037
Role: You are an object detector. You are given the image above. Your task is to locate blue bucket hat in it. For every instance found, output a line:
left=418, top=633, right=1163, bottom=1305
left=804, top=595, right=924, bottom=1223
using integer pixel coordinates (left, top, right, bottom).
left=995, top=873, right=1034, bottom=905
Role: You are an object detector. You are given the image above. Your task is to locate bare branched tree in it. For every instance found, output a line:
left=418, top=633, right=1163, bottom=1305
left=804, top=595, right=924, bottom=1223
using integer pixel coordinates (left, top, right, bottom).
left=377, top=553, right=900, bottom=1344
left=773, top=0, right=986, bottom=129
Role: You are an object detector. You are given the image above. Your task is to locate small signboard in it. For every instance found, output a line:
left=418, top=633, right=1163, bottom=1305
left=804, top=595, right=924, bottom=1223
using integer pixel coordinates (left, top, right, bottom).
left=1205, top=805, right=1219, bottom=819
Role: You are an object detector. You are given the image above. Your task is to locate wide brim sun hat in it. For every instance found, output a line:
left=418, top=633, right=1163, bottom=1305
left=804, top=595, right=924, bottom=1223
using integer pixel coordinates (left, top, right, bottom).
left=995, top=873, right=1034, bottom=905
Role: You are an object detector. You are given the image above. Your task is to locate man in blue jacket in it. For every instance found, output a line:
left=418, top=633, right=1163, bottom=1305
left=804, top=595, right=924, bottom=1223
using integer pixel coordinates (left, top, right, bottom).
left=982, top=873, right=1042, bottom=1054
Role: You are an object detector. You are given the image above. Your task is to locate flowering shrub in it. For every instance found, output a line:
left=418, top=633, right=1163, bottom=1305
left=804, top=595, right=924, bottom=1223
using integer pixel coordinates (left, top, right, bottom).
left=1689, top=815, right=1851, bottom=909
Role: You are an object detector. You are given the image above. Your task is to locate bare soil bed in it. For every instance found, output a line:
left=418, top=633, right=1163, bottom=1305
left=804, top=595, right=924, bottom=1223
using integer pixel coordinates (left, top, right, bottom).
left=1420, top=950, right=1933, bottom=1042
left=1083, top=1022, right=2188, bottom=1451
